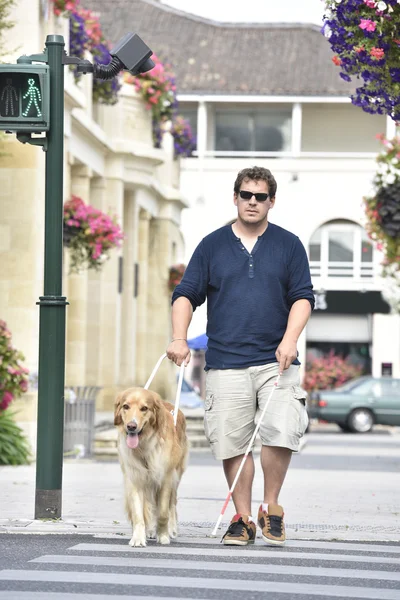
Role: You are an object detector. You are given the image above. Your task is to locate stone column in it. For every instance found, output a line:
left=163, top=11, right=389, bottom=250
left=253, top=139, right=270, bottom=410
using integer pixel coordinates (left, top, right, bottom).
left=95, top=175, right=124, bottom=407
left=65, top=165, right=91, bottom=386
left=135, top=208, right=152, bottom=387
left=84, top=176, right=105, bottom=385
left=119, top=190, right=139, bottom=387
left=146, top=217, right=176, bottom=400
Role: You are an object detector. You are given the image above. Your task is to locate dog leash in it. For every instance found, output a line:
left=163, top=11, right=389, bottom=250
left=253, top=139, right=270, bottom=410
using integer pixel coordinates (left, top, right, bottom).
left=144, top=352, right=185, bottom=427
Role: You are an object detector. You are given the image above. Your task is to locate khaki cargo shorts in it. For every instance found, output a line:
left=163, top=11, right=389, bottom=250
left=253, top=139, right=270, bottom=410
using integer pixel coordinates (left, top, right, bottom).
left=204, top=363, right=308, bottom=460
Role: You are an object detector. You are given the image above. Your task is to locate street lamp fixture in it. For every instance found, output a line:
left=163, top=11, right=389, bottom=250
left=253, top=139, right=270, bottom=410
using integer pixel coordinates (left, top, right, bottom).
left=76, top=32, right=155, bottom=79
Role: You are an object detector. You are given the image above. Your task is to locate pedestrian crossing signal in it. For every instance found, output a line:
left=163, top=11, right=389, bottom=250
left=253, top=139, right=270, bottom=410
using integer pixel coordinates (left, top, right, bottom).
left=0, top=64, right=49, bottom=132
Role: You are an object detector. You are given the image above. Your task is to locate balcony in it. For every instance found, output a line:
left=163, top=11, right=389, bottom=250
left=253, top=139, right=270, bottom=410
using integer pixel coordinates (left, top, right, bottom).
left=310, top=260, right=379, bottom=291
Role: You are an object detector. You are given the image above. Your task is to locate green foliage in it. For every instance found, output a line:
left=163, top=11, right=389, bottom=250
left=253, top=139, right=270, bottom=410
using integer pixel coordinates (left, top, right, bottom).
left=0, top=0, right=15, bottom=55
left=0, top=409, right=31, bottom=465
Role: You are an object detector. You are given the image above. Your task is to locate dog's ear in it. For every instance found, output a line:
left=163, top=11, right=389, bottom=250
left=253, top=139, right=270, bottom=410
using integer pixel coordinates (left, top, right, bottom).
left=114, top=392, right=124, bottom=426
left=149, top=391, right=163, bottom=408
left=148, top=391, right=164, bottom=427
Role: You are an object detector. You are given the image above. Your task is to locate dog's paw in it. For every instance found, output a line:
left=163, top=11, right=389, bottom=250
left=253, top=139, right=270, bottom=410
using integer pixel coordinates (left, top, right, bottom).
left=129, top=525, right=146, bottom=547
left=157, top=533, right=171, bottom=545
left=129, top=535, right=147, bottom=547
left=168, top=526, right=178, bottom=539
left=146, top=528, right=157, bottom=540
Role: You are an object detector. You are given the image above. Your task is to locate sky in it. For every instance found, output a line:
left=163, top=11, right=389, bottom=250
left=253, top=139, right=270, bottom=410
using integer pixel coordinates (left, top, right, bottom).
left=160, top=0, right=325, bottom=25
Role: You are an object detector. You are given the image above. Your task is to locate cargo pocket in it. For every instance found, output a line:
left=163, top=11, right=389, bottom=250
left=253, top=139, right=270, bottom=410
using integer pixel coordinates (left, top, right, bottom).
left=204, top=392, right=217, bottom=444
left=204, top=392, right=214, bottom=412
left=292, top=385, right=309, bottom=436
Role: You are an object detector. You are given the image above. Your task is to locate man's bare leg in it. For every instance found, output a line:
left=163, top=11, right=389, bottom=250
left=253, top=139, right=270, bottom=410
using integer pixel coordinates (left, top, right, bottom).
left=223, top=452, right=254, bottom=515
left=261, top=446, right=292, bottom=504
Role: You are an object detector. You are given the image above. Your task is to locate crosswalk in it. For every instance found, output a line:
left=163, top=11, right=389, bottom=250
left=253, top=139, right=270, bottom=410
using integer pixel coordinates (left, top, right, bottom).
left=1, top=536, right=400, bottom=599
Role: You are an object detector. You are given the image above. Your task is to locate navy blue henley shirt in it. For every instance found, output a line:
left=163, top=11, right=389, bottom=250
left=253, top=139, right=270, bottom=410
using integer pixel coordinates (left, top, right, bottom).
left=172, top=223, right=314, bottom=370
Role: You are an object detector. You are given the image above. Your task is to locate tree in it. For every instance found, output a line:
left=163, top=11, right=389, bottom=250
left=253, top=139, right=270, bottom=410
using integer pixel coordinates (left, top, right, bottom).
left=0, top=0, right=15, bottom=56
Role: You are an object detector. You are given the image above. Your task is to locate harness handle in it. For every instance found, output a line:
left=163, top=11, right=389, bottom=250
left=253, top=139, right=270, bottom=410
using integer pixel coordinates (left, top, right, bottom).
left=144, top=352, right=185, bottom=427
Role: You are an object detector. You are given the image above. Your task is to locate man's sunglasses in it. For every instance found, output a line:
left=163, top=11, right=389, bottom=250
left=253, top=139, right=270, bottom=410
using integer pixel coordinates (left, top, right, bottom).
left=239, top=190, right=270, bottom=202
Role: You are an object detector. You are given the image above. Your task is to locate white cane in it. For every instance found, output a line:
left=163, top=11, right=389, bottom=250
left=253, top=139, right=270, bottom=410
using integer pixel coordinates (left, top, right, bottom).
left=144, top=352, right=185, bottom=427
left=209, top=373, right=282, bottom=538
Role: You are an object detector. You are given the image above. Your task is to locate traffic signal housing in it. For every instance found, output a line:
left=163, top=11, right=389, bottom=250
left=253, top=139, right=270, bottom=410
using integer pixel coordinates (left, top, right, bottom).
left=0, top=64, right=49, bottom=132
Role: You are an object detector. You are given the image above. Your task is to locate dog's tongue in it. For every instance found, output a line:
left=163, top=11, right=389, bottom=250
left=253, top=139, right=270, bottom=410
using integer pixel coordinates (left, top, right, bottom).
left=127, top=433, right=139, bottom=449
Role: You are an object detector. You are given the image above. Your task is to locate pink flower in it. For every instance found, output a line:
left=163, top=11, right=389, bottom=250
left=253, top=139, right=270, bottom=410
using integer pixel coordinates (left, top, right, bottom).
left=359, top=18, right=377, bottom=31
left=332, top=55, right=341, bottom=66
left=1, top=391, right=14, bottom=411
left=19, top=380, right=28, bottom=393
left=363, top=0, right=376, bottom=7
left=370, top=47, right=385, bottom=59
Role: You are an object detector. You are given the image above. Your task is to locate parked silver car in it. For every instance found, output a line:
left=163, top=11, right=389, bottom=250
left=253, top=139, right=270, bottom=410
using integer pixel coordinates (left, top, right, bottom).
left=309, top=376, right=400, bottom=433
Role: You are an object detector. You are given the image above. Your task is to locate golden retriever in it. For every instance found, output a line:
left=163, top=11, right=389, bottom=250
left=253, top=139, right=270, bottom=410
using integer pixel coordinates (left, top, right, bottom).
left=114, top=387, right=188, bottom=547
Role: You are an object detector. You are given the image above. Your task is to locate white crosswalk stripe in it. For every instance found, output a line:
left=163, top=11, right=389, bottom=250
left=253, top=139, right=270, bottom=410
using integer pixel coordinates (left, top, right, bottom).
left=1, top=537, right=400, bottom=599
left=68, top=542, right=400, bottom=564
left=31, top=554, right=400, bottom=581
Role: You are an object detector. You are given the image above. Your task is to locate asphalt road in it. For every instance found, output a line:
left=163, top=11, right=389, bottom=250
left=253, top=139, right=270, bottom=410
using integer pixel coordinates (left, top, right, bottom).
left=1, top=533, right=400, bottom=599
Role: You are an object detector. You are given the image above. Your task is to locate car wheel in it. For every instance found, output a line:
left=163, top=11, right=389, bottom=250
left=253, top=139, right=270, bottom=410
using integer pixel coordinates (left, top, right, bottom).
left=347, top=408, right=374, bottom=433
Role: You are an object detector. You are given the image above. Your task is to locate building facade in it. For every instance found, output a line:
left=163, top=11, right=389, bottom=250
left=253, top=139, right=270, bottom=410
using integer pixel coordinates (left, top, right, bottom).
left=0, top=0, right=187, bottom=450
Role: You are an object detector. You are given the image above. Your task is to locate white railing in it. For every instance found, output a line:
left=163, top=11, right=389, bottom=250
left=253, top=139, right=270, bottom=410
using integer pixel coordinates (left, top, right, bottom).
left=190, top=151, right=377, bottom=159
left=310, top=261, right=375, bottom=281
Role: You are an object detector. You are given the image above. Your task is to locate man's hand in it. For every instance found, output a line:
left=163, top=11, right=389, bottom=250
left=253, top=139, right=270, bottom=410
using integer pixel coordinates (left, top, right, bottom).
left=275, top=337, right=298, bottom=374
left=167, top=339, right=191, bottom=367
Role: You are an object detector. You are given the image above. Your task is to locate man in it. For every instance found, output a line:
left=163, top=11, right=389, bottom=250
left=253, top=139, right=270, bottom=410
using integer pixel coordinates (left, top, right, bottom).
left=167, top=166, right=314, bottom=546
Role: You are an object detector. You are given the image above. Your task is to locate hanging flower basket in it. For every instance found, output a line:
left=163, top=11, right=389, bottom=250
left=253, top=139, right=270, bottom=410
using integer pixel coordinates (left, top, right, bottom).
left=124, top=54, right=178, bottom=147
left=63, top=195, right=124, bottom=273
left=51, top=0, right=121, bottom=105
left=363, top=133, right=400, bottom=275
left=170, top=116, right=196, bottom=158
left=168, top=263, right=186, bottom=292
left=323, top=0, right=400, bottom=119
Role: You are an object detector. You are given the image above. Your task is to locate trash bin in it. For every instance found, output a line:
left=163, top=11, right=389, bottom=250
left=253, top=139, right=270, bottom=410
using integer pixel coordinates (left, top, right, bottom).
left=63, top=386, right=101, bottom=458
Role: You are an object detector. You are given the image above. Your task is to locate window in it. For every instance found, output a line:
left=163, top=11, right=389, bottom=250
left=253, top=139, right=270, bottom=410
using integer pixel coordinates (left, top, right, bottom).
left=309, top=220, right=375, bottom=281
left=329, top=231, right=354, bottom=263
left=309, top=229, right=321, bottom=262
left=214, top=107, right=292, bottom=154
left=381, top=379, right=400, bottom=395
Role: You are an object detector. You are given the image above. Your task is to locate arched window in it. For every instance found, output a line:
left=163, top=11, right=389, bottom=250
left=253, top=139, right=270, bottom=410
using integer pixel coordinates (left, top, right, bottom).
left=309, top=220, right=374, bottom=282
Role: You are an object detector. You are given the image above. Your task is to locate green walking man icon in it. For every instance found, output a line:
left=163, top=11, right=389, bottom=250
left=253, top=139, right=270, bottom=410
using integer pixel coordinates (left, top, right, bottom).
left=22, top=78, right=42, bottom=117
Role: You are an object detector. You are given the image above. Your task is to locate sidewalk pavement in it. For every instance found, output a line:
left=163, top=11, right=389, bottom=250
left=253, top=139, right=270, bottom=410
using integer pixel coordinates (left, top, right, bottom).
left=1, top=437, right=400, bottom=543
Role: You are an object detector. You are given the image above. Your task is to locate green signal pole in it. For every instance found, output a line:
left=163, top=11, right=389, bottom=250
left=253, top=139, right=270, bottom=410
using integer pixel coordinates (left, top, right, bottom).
left=34, top=34, right=68, bottom=519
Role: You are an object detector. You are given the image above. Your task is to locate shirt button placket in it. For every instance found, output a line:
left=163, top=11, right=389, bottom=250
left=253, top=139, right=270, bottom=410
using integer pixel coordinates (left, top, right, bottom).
left=249, top=254, right=254, bottom=278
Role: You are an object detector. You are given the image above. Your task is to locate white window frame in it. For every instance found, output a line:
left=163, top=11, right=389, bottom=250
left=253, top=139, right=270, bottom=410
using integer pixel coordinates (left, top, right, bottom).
left=310, top=223, right=375, bottom=287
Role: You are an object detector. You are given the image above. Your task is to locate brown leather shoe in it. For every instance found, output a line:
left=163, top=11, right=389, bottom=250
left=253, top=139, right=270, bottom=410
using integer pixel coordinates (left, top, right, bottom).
left=257, top=503, right=286, bottom=546
left=222, top=514, right=256, bottom=546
